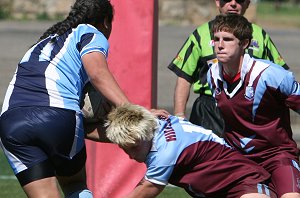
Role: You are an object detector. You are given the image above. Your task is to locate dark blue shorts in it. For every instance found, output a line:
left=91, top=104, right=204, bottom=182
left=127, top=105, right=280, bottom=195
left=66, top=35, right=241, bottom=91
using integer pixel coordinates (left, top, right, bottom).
left=0, top=106, right=86, bottom=186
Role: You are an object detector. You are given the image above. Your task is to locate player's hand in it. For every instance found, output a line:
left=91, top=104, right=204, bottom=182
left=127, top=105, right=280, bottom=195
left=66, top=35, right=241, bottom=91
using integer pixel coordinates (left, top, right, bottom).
left=150, top=108, right=170, bottom=118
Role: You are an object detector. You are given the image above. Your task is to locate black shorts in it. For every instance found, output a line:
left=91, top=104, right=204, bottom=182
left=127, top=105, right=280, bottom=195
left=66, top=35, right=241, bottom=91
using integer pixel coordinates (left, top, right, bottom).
left=0, top=106, right=86, bottom=186
left=189, top=95, right=224, bottom=136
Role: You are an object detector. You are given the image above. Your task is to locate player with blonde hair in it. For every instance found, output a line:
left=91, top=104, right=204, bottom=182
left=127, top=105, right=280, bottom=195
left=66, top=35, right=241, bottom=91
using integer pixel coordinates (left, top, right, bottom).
left=105, top=104, right=276, bottom=198
left=106, top=104, right=157, bottom=148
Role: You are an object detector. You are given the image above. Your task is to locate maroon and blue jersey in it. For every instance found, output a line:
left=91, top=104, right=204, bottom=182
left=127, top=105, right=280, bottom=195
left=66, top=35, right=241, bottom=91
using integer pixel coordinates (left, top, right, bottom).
left=145, top=115, right=271, bottom=197
left=207, top=54, right=300, bottom=172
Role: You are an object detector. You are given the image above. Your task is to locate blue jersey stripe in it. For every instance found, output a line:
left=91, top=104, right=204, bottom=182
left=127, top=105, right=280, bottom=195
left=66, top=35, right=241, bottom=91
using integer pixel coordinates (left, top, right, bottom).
left=1, top=24, right=109, bottom=114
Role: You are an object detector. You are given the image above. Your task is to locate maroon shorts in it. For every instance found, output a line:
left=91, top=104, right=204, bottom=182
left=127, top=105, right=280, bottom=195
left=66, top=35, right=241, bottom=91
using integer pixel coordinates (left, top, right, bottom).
left=271, top=160, right=300, bottom=197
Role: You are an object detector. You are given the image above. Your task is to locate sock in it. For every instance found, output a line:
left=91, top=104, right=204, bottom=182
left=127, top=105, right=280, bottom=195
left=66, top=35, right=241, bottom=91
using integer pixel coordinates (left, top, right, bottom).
left=66, top=189, right=93, bottom=198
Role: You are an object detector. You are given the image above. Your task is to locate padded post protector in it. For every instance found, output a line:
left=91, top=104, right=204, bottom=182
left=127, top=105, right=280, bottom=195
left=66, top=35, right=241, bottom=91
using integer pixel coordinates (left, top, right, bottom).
left=85, top=0, right=158, bottom=197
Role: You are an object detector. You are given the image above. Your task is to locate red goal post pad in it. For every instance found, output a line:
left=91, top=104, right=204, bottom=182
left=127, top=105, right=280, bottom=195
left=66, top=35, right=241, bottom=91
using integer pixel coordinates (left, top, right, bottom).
left=85, top=0, right=158, bottom=197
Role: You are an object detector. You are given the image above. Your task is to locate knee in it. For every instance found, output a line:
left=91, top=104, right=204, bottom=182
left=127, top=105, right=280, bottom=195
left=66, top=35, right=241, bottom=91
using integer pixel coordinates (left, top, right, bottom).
left=280, top=192, right=300, bottom=198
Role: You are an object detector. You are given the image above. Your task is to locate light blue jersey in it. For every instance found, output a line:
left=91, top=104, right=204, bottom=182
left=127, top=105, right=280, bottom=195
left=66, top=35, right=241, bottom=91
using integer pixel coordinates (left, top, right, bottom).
left=145, top=116, right=227, bottom=185
left=143, top=116, right=273, bottom=197
left=1, top=24, right=109, bottom=115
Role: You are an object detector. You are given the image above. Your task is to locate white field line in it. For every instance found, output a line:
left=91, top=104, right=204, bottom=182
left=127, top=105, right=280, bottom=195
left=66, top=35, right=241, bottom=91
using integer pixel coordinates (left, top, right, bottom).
left=0, top=175, right=17, bottom=180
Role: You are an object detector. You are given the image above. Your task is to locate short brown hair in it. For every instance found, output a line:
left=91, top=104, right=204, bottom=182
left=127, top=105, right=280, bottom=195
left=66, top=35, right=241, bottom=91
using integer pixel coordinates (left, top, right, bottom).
left=212, top=14, right=252, bottom=42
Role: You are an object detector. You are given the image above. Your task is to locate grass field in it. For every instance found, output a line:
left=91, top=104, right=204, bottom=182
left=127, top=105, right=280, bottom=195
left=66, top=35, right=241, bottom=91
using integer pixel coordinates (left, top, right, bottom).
left=257, top=1, right=300, bottom=28
left=0, top=151, right=191, bottom=198
left=0, top=150, right=27, bottom=197
left=0, top=150, right=191, bottom=197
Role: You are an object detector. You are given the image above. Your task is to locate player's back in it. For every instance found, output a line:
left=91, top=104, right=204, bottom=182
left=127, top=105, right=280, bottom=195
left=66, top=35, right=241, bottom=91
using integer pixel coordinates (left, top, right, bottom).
left=152, top=116, right=271, bottom=197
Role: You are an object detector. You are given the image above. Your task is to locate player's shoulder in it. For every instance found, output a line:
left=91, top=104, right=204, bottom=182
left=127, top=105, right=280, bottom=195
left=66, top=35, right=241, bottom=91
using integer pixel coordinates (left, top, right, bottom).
left=76, top=24, right=98, bottom=32
left=74, top=24, right=106, bottom=39
left=255, top=58, right=285, bottom=71
left=253, top=58, right=290, bottom=82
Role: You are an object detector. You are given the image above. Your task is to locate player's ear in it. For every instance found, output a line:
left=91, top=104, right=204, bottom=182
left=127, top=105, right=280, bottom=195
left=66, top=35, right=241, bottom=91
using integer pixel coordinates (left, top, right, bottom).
left=240, top=39, right=250, bottom=50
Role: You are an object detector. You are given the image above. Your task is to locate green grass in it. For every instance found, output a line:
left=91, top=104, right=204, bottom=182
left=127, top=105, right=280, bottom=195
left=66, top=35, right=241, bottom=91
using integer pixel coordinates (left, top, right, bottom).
left=158, top=186, right=191, bottom=198
left=0, top=151, right=26, bottom=197
left=257, top=1, right=300, bottom=28
left=0, top=180, right=26, bottom=198
left=0, top=150, right=190, bottom=197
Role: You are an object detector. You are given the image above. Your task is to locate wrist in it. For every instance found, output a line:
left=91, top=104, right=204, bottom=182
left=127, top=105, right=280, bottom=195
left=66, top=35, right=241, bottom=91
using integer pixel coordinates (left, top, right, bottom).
left=175, top=112, right=185, bottom=117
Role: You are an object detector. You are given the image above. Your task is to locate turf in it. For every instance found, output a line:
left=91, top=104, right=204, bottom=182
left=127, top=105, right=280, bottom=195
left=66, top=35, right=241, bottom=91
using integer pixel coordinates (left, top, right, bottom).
left=0, top=150, right=190, bottom=197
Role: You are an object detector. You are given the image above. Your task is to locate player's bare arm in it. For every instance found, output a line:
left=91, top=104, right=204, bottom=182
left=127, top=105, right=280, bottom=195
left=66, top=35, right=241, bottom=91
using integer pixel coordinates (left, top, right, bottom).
left=84, top=122, right=111, bottom=143
left=123, top=179, right=165, bottom=198
left=84, top=110, right=170, bottom=142
left=82, top=51, right=130, bottom=106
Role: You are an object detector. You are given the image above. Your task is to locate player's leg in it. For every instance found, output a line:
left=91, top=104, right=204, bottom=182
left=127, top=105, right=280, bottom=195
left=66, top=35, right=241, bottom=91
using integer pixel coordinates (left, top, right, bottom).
left=23, top=176, right=61, bottom=198
left=0, top=145, right=61, bottom=198
left=240, top=193, right=271, bottom=198
left=55, top=147, right=92, bottom=198
left=0, top=106, right=90, bottom=197
left=227, top=182, right=277, bottom=198
left=280, top=193, right=300, bottom=198
left=57, top=165, right=92, bottom=198
left=52, top=110, right=92, bottom=197
left=271, top=162, right=300, bottom=198
left=0, top=107, right=62, bottom=198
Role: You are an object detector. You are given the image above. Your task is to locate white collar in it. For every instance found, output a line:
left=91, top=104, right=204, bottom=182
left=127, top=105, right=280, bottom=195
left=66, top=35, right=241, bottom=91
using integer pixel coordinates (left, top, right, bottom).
left=214, top=54, right=254, bottom=98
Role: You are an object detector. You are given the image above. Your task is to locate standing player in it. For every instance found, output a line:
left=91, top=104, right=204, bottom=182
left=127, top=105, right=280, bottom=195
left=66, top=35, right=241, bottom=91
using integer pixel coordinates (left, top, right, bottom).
left=168, top=0, right=288, bottom=136
left=0, top=0, right=130, bottom=197
left=207, top=14, right=300, bottom=198
left=105, top=103, right=276, bottom=198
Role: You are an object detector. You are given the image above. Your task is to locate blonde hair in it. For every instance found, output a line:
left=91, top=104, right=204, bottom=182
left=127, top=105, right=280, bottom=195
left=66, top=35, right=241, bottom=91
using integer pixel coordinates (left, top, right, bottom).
left=105, top=104, right=158, bottom=148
